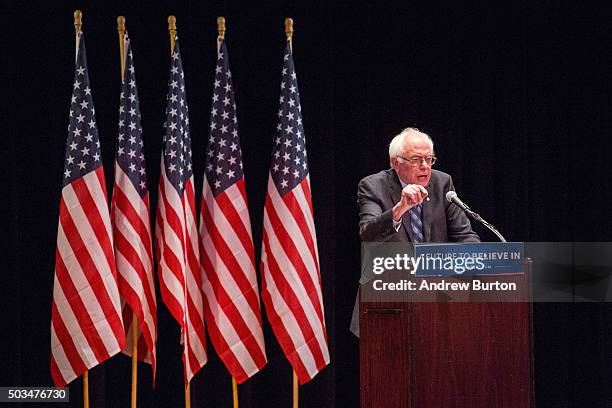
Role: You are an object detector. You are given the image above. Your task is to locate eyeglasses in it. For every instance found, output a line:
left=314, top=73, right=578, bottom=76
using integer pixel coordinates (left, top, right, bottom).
left=397, top=155, right=437, bottom=166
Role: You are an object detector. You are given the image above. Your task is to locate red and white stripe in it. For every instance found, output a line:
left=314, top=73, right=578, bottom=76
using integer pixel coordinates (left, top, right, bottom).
left=51, top=168, right=126, bottom=387
left=199, top=177, right=267, bottom=383
left=111, top=165, right=157, bottom=376
left=156, top=167, right=207, bottom=383
left=261, top=175, right=330, bottom=384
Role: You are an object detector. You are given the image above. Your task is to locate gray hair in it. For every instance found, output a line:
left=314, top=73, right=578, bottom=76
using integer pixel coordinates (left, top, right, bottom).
left=388, top=127, right=434, bottom=166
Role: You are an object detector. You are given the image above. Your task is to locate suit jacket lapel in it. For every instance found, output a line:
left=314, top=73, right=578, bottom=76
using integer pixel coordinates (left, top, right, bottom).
left=386, top=170, right=413, bottom=242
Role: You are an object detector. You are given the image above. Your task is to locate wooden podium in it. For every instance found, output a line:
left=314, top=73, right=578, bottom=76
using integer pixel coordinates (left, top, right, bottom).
left=359, top=272, right=534, bottom=407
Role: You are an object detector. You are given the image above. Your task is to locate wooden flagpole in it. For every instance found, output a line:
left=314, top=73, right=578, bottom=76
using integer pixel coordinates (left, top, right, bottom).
left=285, top=19, right=298, bottom=408
left=116, top=17, right=139, bottom=408
left=131, top=316, right=138, bottom=408
left=131, top=317, right=138, bottom=407
left=166, top=16, right=192, bottom=407
left=232, top=378, right=239, bottom=408
left=83, top=371, right=89, bottom=408
left=292, top=370, right=298, bottom=408
left=185, top=382, right=191, bottom=408
left=216, top=16, right=239, bottom=408
left=74, top=10, right=89, bottom=408
left=286, top=18, right=298, bottom=407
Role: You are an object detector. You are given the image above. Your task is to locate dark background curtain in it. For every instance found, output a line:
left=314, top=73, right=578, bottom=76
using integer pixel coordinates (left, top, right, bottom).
left=5, top=1, right=612, bottom=407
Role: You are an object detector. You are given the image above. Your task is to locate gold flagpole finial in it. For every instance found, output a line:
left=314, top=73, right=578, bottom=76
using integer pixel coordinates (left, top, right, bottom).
left=284, top=18, right=294, bottom=40
left=168, top=15, right=177, bottom=33
left=217, top=16, right=226, bottom=39
left=117, top=15, right=126, bottom=35
left=117, top=16, right=126, bottom=80
left=168, top=15, right=177, bottom=54
left=74, top=10, right=82, bottom=36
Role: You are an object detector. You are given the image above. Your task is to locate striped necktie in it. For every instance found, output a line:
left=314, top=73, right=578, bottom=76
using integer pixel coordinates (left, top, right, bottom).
left=409, top=203, right=424, bottom=243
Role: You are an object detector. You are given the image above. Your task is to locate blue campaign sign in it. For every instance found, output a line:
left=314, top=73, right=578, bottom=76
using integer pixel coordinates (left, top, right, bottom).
left=414, top=242, right=525, bottom=276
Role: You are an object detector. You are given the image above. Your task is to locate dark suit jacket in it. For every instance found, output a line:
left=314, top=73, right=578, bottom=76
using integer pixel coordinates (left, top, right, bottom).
left=358, top=168, right=480, bottom=243
left=351, top=169, right=480, bottom=336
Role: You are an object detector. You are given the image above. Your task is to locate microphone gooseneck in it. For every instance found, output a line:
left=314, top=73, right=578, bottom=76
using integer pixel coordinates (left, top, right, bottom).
left=445, top=191, right=507, bottom=242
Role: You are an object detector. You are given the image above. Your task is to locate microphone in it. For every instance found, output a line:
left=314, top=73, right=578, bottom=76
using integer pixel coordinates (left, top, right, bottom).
left=445, top=190, right=507, bottom=242
left=445, top=191, right=472, bottom=214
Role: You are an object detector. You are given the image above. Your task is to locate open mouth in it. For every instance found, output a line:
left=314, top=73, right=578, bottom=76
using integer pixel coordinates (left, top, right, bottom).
left=417, top=174, right=429, bottom=181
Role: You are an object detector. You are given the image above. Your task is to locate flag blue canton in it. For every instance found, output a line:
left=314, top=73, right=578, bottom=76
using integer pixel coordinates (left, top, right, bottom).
left=116, top=36, right=147, bottom=197
left=205, top=40, right=244, bottom=196
left=63, top=34, right=102, bottom=186
left=163, top=38, right=193, bottom=195
left=270, top=42, right=308, bottom=196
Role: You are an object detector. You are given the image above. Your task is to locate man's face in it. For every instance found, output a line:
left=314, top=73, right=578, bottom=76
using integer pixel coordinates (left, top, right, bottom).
left=392, top=136, right=434, bottom=187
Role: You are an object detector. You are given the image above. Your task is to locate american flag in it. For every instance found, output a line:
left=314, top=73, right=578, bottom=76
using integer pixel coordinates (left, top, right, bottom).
left=111, top=35, right=157, bottom=379
left=51, top=33, right=126, bottom=387
left=260, top=40, right=329, bottom=384
left=199, top=38, right=267, bottom=384
left=155, top=37, right=207, bottom=383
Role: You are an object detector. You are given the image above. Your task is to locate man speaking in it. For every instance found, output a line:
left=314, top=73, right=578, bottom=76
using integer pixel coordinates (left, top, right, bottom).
left=358, top=127, right=480, bottom=243
left=351, top=127, right=479, bottom=336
